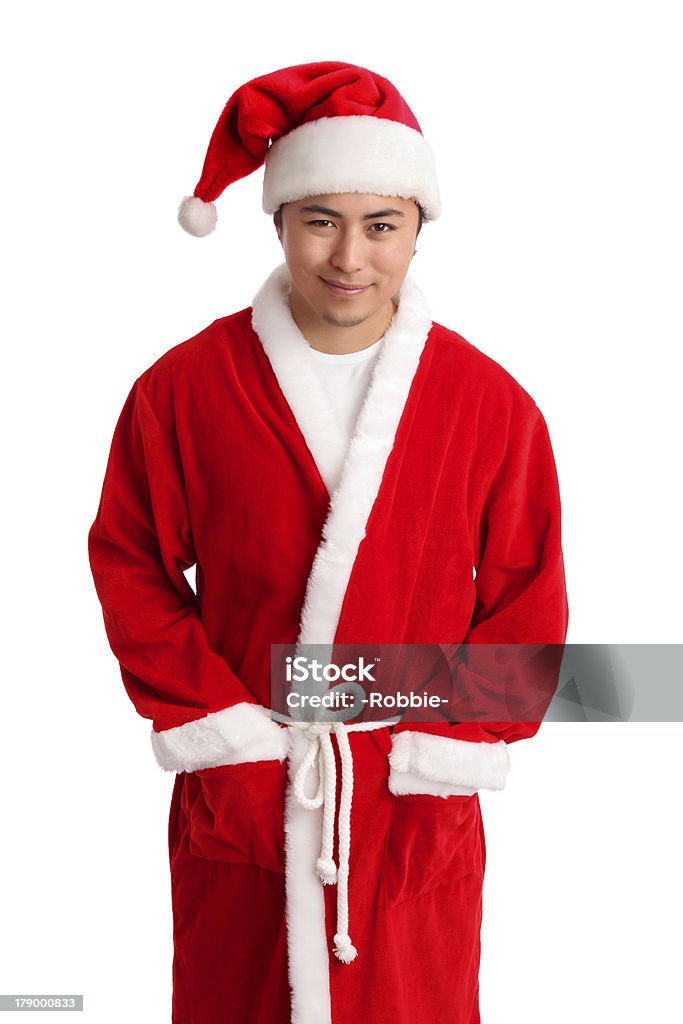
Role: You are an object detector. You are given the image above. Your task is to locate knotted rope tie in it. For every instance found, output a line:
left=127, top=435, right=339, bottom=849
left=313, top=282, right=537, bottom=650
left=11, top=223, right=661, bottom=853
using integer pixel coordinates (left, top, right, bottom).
left=290, top=716, right=362, bottom=962
left=291, top=719, right=358, bottom=963
left=289, top=714, right=400, bottom=964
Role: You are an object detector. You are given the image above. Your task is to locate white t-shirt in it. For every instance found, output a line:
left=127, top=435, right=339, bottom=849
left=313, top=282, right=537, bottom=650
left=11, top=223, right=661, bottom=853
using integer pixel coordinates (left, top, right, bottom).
left=309, top=335, right=385, bottom=444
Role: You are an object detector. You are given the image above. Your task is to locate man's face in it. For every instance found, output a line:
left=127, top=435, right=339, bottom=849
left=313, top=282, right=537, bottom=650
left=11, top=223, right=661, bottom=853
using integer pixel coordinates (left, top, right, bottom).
left=274, top=193, right=420, bottom=332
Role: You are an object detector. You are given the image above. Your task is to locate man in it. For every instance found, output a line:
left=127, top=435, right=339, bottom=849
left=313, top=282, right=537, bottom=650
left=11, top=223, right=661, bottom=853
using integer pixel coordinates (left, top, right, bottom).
left=88, top=61, right=569, bottom=1024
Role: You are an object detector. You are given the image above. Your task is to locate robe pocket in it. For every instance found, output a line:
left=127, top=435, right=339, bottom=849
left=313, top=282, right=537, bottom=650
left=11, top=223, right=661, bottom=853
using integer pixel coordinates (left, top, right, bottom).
left=384, top=792, right=483, bottom=911
left=186, top=758, right=287, bottom=874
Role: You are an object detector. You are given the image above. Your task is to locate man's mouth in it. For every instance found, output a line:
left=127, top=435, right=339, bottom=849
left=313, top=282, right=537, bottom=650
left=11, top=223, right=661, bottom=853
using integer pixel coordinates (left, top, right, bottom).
left=321, top=278, right=370, bottom=296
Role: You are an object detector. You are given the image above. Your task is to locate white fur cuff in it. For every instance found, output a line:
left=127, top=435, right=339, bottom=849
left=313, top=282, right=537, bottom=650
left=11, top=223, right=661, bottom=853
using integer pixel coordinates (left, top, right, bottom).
left=388, top=767, right=477, bottom=798
left=150, top=702, right=289, bottom=773
left=388, top=731, right=510, bottom=792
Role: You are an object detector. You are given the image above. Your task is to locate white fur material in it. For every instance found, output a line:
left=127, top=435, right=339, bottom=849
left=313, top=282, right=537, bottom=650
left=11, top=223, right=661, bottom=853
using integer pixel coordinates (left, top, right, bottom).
left=262, top=115, right=441, bottom=220
left=388, top=767, right=478, bottom=798
left=177, top=194, right=218, bottom=237
left=296, top=265, right=432, bottom=647
left=251, top=261, right=434, bottom=1020
left=283, top=727, right=332, bottom=1024
left=150, top=701, right=288, bottom=773
left=255, top=264, right=434, bottom=649
left=389, top=731, right=511, bottom=791
left=250, top=262, right=434, bottom=537
left=251, top=264, right=350, bottom=495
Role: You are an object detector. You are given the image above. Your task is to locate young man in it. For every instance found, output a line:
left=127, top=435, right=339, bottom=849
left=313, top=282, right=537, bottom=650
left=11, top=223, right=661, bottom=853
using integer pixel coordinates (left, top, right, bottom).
left=88, top=61, right=569, bottom=1024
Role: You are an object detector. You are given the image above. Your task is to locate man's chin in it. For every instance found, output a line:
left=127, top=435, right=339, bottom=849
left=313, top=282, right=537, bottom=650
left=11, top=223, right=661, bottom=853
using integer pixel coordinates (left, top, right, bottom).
left=321, top=311, right=370, bottom=329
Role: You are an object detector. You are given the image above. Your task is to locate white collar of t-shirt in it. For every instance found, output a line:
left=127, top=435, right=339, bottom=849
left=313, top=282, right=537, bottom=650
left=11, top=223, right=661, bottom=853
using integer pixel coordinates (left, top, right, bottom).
left=307, top=334, right=385, bottom=364
left=306, top=335, right=386, bottom=491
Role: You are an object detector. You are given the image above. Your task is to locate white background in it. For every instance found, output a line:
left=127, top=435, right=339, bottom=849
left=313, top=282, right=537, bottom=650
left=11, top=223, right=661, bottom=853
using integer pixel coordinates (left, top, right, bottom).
left=1, top=1, right=681, bottom=1021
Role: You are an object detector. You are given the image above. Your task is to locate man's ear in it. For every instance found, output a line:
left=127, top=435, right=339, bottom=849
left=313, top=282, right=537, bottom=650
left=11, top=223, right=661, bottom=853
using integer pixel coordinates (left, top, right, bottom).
left=273, top=212, right=283, bottom=244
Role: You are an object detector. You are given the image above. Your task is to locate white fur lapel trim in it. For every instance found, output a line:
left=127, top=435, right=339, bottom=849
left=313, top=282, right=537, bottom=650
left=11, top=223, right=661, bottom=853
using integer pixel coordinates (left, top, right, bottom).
left=251, top=263, right=349, bottom=495
left=250, top=260, right=433, bottom=647
left=251, top=262, right=433, bottom=1024
left=283, top=727, right=332, bottom=1024
left=297, top=266, right=432, bottom=646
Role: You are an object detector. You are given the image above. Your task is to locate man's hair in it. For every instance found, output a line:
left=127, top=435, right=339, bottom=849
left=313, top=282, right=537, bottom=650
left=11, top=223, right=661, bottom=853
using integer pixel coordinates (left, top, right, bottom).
left=274, top=201, right=425, bottom=237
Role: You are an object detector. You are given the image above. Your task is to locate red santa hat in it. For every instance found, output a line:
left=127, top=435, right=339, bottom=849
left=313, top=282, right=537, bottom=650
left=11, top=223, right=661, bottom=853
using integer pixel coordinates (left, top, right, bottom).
left=177, top=61, right=441, bottom=237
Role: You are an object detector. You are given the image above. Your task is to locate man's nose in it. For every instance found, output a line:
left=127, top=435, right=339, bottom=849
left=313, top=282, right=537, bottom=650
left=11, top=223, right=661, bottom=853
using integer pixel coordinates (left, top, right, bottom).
left=329, top=229, right=365, bottom=273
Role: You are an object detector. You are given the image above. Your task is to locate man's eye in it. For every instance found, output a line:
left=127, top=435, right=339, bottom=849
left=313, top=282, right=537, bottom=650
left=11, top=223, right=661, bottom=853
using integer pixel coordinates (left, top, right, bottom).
left=308, top=220, right=334, bottom=228
left=369, top=223, right=394, bottom=233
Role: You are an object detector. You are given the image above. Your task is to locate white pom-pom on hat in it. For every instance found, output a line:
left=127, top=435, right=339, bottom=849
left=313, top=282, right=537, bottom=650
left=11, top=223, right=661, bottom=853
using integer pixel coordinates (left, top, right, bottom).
left=177, top=195, right=217, bottom=238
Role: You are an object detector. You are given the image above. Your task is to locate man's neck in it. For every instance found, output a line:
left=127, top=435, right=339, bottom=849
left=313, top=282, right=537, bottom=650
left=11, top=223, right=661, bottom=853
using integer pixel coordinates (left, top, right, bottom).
left=288, top=288, right=397, bottom=355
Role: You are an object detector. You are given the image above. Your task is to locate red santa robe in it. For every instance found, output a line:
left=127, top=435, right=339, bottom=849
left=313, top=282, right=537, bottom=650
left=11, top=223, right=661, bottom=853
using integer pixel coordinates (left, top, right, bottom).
left=88, top=261, right=569, bottom=1024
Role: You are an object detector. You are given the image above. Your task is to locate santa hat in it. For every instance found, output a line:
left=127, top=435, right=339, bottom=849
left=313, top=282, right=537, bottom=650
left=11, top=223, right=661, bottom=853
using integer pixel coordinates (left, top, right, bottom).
left=177, top=61, right=441, bottom=237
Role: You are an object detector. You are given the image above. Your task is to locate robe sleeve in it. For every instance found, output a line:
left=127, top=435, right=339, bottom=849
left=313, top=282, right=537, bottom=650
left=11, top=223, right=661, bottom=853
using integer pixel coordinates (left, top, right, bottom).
left=388, top=403, right=569, bottom=796
left=88, top=377, right=288, bottom=773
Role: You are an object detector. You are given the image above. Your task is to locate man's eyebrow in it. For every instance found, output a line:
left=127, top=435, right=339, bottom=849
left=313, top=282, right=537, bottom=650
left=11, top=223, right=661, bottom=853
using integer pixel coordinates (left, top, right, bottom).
left=297, top=204, right=406, bottom=220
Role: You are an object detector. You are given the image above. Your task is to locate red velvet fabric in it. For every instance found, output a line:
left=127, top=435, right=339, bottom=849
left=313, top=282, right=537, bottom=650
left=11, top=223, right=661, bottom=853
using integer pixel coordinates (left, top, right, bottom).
left=192, top=61, right=423, bottom=203
left=168, top=733, right=485, bottom=1024
left=88, top=306, right=568, bottom=1022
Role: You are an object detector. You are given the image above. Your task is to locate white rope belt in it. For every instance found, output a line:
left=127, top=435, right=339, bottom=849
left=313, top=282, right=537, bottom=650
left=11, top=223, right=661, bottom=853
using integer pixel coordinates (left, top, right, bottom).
left=290, top=716, right=399, bottom=964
